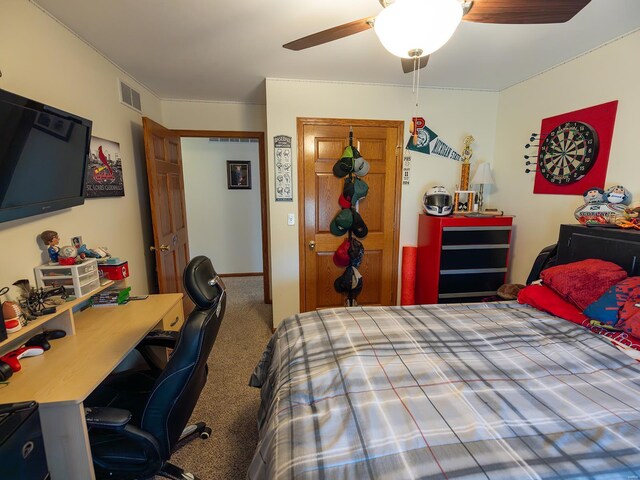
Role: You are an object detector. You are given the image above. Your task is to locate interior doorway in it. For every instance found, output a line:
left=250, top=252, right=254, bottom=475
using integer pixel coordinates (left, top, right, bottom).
left=174, top=130, right=271, bottom=304
left=143, top=119, right=271, bottom=307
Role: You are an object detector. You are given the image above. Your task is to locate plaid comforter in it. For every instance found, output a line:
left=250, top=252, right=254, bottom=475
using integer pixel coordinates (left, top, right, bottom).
left=248, top=302, right=640, bottom=479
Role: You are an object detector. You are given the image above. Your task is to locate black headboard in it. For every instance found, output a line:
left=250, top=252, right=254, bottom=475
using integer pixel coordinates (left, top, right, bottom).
left=556, top=224, right=640, bottom=276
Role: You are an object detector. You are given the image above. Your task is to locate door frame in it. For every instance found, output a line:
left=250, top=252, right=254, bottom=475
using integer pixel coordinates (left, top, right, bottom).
left=296, top=117, right=404, bottom=312
left=173, top=129, right=271, bottom=305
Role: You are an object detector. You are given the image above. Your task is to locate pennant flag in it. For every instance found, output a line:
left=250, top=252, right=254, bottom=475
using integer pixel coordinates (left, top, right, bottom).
left=406, top=117, right=462, bottom=161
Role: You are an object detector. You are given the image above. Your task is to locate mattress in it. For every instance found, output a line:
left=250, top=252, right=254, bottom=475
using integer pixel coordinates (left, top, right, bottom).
left=248, top=302, right=640, bottom=479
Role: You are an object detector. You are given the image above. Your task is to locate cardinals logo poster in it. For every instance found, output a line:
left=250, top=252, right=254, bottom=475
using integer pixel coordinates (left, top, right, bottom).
left=85, top=136, right=125, bottom=197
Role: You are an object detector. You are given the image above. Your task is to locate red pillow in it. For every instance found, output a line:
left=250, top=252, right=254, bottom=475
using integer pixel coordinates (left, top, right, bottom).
left=617, top=299, right=640, bottom=337
left=540, top=259, right=627, bottom=310
left=517, top=284, right=588, bottom=324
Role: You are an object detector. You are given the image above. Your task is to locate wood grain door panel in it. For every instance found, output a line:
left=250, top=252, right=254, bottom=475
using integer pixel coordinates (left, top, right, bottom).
left=298, top=119, right=402, bottom=312
left=143, top=117, right=193, bottom=315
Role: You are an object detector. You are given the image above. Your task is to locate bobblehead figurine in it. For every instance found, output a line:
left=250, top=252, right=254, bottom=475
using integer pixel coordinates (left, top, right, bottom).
left=606, top=185, right=631, bottom=205
left=583, top=187, right=605, bottom=204
left=40, top=230, right=60, bottom=263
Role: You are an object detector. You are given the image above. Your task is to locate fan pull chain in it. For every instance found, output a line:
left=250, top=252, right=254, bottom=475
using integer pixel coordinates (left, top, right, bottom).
left=411, top=55, right=421, bottom=145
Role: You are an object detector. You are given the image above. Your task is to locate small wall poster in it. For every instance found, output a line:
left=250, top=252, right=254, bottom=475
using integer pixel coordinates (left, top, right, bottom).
left=274, top=135, right=292, bottom=202
left=403, top=154, right=411, bottom=185
left=85, top=136, right=125, bottom=197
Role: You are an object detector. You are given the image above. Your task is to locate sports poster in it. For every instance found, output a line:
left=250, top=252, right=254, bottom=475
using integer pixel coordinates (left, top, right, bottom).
left=85, top=136, right=125, bottom=197
left=274, top=135, right=292, bottom=201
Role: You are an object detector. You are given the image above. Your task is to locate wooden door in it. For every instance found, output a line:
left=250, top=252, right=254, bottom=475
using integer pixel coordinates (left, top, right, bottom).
left=298, top=118, right=403, bottom=312
left=143, top=117, right=193, bottom=314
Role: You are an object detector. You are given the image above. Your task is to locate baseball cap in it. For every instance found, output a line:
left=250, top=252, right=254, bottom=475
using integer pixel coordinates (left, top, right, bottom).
left=348, top=238, right=364, bottom=267
left=353, top=157, right=370, bottom=177
left=333, top=239, right=351, bottom=267
left=338, top=192, right=351, bottom=209
left=330, top=208, right=353, bottom=236
left=342, top=145, right=362, bottom=161
left=332, top=157, right=354, bottom=178
left=351, top=178, right=369, bottom=205
left=333, top=145, right=365, bottom=177
left=333, top=266, right=363, bottom=296
left=351, top=211, right=368, bottom=238
left=343, top=178, right=368, bottom=206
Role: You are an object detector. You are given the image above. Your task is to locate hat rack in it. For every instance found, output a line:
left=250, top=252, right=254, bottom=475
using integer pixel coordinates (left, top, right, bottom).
left=329, top=127, right=369, bottom=307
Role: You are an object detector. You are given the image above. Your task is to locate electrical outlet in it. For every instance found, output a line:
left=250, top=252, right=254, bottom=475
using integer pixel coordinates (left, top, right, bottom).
left=287, top=213, right=295, bottom=226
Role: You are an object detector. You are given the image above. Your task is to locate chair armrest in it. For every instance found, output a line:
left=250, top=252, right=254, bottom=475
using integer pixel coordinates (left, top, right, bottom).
left=84, top=406, right=131, bottom=430
left=526, top=243, right=558, bottom=285
left=138, top=330, right=179, bottom=349
left=85, top=410, right=163, bottom=477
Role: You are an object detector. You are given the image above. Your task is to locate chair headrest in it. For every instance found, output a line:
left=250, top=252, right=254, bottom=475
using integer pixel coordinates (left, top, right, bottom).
left=183, top=256, right=224, bottom=310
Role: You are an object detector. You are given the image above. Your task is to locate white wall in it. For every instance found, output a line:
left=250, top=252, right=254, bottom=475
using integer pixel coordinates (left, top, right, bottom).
left=161, top=99, right=266, bottom=132
left=492, top=31, right=640, bottom=284
left=0, top=0, right=163, bottom=297
left=181, top=138, right=262, bottom=274
left=266, top=79, right=499, bottom=325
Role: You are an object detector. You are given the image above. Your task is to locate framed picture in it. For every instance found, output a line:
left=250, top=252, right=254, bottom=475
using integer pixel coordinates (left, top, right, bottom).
left=85, top=136, right=125, bottom=197
left=227, top=161, right=251, bottom=189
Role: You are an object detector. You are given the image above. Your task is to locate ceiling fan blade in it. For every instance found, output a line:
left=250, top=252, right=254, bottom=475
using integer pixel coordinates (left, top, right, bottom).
left=283, top=16, right=375, bottom=51
left=464, top=0, right=591, bottom=24
left=401, top=55, right=430, bottom=74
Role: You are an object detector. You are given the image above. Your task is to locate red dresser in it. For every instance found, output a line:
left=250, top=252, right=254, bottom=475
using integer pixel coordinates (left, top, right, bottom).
left=415, top=215, right=513, bottom=304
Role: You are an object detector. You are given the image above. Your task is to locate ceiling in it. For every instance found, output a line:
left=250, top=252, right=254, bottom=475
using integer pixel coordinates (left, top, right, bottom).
left=32, top=0, right=640, bottom=105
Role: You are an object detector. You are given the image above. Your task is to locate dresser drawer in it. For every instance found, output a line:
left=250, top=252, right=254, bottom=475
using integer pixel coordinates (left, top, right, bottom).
left=161, top=301, right=184, bottom=331
left=442, top=226, right=511, bottom=246
left=440, top=246, right=509, bottom=270
left=438, top=270, right=506, bottom=295
left=438, top=294, right=495, bottom=304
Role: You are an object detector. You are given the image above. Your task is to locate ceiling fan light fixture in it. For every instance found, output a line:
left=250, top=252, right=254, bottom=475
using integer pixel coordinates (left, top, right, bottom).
left=374, top=0, right=463, bottom=58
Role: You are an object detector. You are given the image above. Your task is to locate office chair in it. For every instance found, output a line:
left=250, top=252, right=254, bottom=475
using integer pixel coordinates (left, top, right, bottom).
left=84, top=256, right=226, bottom=480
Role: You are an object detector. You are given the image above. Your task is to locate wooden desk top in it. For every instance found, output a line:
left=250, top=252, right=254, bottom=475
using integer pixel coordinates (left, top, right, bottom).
left=0, top=293, right=182, bottom=405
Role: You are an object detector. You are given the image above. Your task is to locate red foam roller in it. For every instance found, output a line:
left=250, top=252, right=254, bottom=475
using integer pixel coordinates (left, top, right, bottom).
left=401, top=246, right=417, bottom=306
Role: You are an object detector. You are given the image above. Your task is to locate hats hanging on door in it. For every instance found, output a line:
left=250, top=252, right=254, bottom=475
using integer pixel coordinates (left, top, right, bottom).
left=329, top=128, right=369, bottom=306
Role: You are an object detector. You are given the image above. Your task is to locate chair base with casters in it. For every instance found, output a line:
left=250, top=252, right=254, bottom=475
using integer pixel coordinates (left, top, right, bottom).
left=84, top=256, right=226, bottom=480
left=180, top=421, right=211, bottom=441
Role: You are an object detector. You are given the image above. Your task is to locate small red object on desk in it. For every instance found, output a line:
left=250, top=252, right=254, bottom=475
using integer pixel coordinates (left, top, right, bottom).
left=98, top=261, right=129, bottom=281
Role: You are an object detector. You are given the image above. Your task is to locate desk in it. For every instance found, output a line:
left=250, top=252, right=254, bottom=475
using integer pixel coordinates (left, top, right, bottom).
left=0, top=293, right=183, bottom=480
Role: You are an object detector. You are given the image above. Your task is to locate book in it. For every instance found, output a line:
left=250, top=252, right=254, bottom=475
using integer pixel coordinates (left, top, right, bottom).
left=90, top=287, right=131, bottom=306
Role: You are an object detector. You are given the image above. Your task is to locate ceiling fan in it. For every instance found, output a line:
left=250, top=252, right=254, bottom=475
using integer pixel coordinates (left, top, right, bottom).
left=284, top=0, right=592, bottom=73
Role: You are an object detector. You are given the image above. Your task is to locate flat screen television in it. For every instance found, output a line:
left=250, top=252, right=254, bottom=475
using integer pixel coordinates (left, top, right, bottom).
left=0, top=88, right=92, bottom=224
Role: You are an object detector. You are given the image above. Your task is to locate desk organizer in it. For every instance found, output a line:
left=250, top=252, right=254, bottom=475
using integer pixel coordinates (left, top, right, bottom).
left=0, top=280, right=113, bottom=356
left=34, top=259, right=100, bottom=298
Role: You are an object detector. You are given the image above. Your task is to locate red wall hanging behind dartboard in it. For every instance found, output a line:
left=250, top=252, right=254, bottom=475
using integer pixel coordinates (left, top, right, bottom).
left=534, top=100, right=618, bottom=195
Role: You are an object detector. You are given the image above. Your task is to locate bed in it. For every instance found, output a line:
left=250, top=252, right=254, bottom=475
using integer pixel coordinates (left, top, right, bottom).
left=248, top=225, right=640, bottom=479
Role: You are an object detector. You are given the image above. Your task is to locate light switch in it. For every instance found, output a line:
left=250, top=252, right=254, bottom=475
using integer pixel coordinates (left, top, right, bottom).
left=287, top=213, right=295, bottom=226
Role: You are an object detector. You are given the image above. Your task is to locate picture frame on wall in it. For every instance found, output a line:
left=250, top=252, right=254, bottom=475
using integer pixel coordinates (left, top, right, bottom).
left=227, top=161, right=251, bottom=190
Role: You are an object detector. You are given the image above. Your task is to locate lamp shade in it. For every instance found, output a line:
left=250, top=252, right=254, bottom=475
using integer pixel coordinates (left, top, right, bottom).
left=374, top=0, right=463, bottom=58
left=471, top=163, right=495, bottom=185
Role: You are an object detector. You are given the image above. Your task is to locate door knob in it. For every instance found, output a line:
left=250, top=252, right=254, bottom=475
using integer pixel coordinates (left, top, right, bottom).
left=150, top=244, right=170, bottom=252
left=308, top=241, right=316, bottom=250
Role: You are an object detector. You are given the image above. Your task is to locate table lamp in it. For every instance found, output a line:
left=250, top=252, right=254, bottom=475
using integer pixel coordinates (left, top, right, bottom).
left=470, top=163, right=495, bottom=212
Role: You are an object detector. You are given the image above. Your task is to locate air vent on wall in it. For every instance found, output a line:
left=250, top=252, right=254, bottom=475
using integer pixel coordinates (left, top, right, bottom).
left=118, top=79, right=142, bottom=113
left=209, top=137, right=258, bottom=143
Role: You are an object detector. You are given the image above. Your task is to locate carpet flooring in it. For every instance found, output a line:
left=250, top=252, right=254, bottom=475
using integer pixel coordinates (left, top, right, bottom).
left=164, top=276, right=273, bottom=479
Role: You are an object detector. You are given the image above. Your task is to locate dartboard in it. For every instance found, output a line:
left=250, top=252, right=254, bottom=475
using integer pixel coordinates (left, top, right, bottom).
left=537, top=121, right=599, bottom=184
